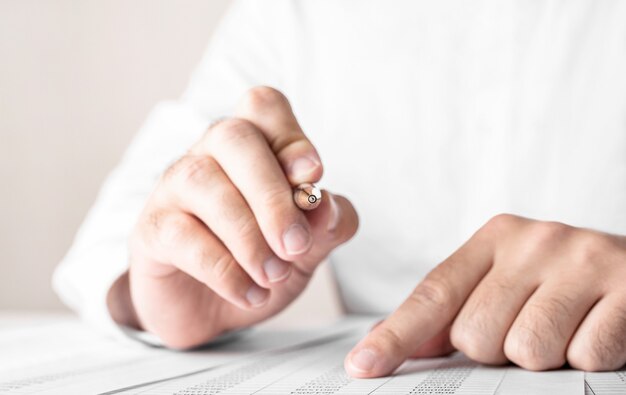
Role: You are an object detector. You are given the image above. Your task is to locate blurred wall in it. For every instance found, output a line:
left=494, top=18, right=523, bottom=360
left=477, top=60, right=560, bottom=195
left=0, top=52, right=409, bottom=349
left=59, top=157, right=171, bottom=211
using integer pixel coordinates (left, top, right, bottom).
left=0, top=0, right=231, bottom=309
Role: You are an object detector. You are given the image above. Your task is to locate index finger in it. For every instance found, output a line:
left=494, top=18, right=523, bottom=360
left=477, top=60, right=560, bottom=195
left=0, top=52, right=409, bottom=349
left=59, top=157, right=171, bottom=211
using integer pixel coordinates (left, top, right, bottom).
left=344, top=227, right=496, bottom=378
left=236, top=86, right=323, bottom=185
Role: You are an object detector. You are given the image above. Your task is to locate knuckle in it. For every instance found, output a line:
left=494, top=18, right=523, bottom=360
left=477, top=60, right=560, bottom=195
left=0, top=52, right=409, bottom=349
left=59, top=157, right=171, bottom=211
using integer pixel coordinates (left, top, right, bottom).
left=505, top=221, right=571, bottom=268
left=567, top=343, right=609, bottom=371
left=504, top=322, right=563, bottom=370
left=243, top=86, right=288, bottom=113
left=229, top=217, right=267, bottom=265
left=209, top=253, right=241, bottom=290
left=527, top=221, right=570, bottom=250
left=569, top=310, right=626, bottom=371
left=493, top=275, right=520, bottom=295
left=216, top=189, right=252, bottom=225
left=198, top=117, right=230, bottom=142
left=410, top=277, right=454, bottom=314
left=261, top=183, right=291, bottom=210
left=233, top=211, right=259, bottom=240
left=453, top=337, right=505, bottom=365
left=505, top=298, right=573, bottom=369
left=451, top=312, right=501, bottom=364
left=450, top=323, right=484, bottom=361
left=575, top=233, right=612, bottom=268
left=165, top=155, right=218, bottom=188
left=567, top=331, right=620, bottom=371
left=210, top=118, right=260, bottom=146
left=154, top=213, right=195, bottom=248
left=162, top=157, right=185, bottom=184
left=187, top=244, right=211, bottom=273
left=483, top=213, right=518, bottom=233
left=273, top=132, right=308, bottom=156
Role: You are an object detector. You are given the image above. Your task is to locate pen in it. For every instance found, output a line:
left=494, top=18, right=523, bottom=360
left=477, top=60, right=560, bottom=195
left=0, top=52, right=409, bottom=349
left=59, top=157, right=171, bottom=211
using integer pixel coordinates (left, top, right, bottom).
left=293, top=183, right=322, bottom=210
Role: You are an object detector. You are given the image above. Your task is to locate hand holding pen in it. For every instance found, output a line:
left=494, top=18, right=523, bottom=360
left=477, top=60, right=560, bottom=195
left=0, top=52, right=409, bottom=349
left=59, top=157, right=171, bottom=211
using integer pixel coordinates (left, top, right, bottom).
left=109, top=87, right=358, bottom=348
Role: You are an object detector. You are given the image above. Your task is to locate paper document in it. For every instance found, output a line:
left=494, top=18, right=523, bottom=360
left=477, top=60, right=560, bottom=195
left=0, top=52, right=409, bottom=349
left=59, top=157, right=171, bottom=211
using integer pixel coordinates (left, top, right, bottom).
left=0, top=316, right=350, bottom=395
left=113, top=332, right=582, bottom=395
left=585, top=371, right=626, bottom=395
left=0, top=314, right=622, bottom=394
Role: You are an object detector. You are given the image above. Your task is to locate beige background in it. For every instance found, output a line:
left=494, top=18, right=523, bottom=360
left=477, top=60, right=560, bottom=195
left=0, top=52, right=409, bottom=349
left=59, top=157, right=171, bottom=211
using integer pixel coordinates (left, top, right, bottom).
left=0, top=0, right=340, bottom=324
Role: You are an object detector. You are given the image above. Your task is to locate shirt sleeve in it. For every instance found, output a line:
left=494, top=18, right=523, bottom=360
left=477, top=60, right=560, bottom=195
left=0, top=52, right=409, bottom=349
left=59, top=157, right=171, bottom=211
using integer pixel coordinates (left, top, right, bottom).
left=52, top=0, right=287, bottom=342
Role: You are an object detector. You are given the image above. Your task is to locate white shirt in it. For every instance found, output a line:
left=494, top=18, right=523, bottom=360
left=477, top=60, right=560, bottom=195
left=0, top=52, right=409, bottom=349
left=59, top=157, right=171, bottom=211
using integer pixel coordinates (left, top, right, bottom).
left=53, top=0, right=626, bottom=337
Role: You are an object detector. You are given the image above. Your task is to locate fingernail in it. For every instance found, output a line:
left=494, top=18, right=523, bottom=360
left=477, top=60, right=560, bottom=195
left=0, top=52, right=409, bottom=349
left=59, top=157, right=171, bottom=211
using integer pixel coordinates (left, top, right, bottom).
left=327, top=194, right=341, bottom=232
left=263, top=256, right=292, bottom=283
left=246, top=285, right=269, bottom=307
left=289, top=156, right=320, bottom=180
left=282, top=223, right=312, bottom=255
left=349, top=348, right=378, bottom=373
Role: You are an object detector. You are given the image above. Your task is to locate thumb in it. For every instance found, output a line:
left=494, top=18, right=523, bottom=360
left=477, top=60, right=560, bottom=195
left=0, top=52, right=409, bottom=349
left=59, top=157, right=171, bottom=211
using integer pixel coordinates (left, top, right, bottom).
left=294, top=191, right=359, bottom=273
